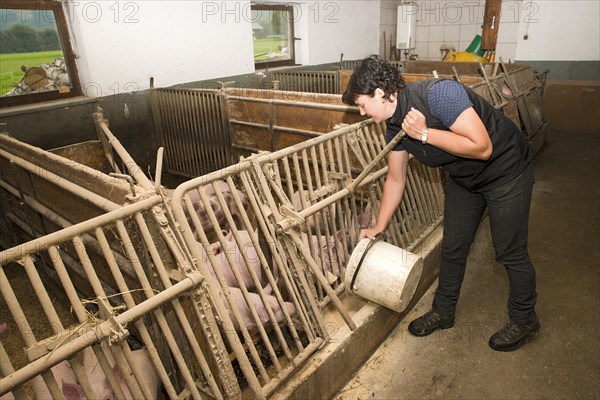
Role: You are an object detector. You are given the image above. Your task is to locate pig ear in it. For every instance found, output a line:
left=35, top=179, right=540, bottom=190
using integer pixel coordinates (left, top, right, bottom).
left=263, top=283, right=273, bottom=295
left=62, top=381, right=85, bottom=400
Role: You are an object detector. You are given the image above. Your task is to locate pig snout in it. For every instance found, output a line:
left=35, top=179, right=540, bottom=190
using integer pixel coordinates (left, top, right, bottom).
left=183, top=181, right=249, bottom=237
left=357, top=202, right=372, bottom=229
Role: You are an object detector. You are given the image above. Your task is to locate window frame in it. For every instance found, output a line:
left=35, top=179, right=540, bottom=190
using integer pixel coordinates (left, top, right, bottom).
left=252, top=4, right=297, bottom=70
left=1, top=0, right=82, bottom=108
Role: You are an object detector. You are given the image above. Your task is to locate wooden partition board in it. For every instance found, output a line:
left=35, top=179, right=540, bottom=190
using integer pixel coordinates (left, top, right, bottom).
left=0, top=134, right=130, bottom=205
left=227, top=88, right=366, bottom=158
left=48, top=140, right=114, bottom=174
left=0, top=132, right=137, bottom=258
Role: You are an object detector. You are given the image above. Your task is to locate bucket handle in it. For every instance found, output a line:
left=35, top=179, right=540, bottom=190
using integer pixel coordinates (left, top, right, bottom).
left=349, top=234, right=383, bottom=291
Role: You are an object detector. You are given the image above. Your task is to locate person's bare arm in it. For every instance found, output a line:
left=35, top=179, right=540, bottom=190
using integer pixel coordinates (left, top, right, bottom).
left=360, top=150, right=409, bottom=239
left=402, top=107, right=493, bottom=160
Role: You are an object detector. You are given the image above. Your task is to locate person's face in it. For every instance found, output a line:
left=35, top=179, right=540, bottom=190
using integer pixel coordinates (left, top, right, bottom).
left=354, top=88, right=396, bottom=123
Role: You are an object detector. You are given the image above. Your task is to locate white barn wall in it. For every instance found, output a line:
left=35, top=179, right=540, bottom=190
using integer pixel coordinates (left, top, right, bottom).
left=303, top=1, right=380, bottom=64
left=66, top=0, right=380, bottom=96
left=515, top=0, right=600, bottom=61
left=67, top=0, right=255, bottom=95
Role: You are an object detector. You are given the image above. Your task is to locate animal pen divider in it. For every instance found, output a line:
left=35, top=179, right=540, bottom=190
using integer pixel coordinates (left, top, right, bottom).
left=150, top=86, right=367, bottom=179
left=0, top=130, right=240, bottom=399
left=0, top=110, right=444, bottom=398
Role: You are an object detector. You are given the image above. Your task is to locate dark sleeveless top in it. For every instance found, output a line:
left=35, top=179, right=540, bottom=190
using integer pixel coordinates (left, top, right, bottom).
left=386, top=79, right=533, bottom=191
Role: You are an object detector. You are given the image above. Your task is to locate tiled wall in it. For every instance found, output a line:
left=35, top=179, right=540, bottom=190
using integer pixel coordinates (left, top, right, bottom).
left=380, top=1, right=405, bottom=60
left=380, top=1, right=522, bottom=62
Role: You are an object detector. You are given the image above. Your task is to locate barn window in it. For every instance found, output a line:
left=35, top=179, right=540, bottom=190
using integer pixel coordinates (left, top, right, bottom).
left=0, top=1, right=82, bottom=108
left=251, top=4, right=296, bottom=69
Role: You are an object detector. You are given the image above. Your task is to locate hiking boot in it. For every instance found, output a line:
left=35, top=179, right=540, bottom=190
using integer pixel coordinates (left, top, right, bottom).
left=408, top=309, right=455, bottom=337
left=489, top=317, right=540, bottom=352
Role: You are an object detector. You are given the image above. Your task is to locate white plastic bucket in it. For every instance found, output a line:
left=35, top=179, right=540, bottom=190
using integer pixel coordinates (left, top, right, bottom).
left=345, top=237, right=423, bottom=313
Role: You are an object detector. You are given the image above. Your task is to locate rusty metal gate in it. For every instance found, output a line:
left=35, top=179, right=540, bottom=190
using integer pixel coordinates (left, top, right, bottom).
left=341, top=60, right=404, bottom=72
left=268, top=70, right=340, bottom=94
left=151, top=87, right=231, bottom=177
left=1, top=117, right=445, bottom=399
left=167, top=118, right=444, bottom=398
left=268, top=62, right=405, bottom=95
left=0, top=193, right=240, bottom=399
left=499, top=62, right=546, bottom=140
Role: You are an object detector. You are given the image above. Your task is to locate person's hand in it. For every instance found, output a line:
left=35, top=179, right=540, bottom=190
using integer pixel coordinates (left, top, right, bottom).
left=401, top=107, right=427, bottom=139
left=359, top=227, right=383, bottom=240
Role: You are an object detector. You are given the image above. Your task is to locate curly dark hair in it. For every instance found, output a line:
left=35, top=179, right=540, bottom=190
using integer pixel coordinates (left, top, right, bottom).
left=342, top=55, right=405, bottom=105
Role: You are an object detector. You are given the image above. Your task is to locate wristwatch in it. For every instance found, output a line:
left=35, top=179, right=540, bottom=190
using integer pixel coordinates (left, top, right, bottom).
left=421, top=128, right=429, bottom=145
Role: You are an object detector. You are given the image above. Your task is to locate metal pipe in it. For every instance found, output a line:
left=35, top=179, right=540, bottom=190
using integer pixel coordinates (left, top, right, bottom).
left=238, top=170, right=314, bottom=347
left=0, top=267, right=35, bottom=347
left=134, top=212, right=226, bottom=398
left=0, top=341, right=29, bottom=399
left=93, top=109, right=154, bottom=190
left=226, top=95, right=359, bottom=113
left=478, top=62, right=506, bottom=108
left=178, top=90, right=196, bottom=176
left=229, top=119, right=323, bottom=139
left=45, top=245, right=111, bottom=400
left=198, top=91, right=214, bottom=170
left=154, top=147, right=164, bottom=191
left=248, top=161, right=330, bottom=336
left=0, top=180, right=135, bottom=277
left=114, top=220, right=203, bottom=399
left=94, top=228, right=180, bottom=399
left=176, top=119, right=377, bottom=196
left=70, top=235, right=144, bottom=399
left=177, top=191, right=268, bottom=398
left=192, top=185, right=271, bottom=383
left=288, top=230, right=358, bottom=330
left=0, top=195, right=162, bottom=266
left=210, top=181, right=291, bottom=366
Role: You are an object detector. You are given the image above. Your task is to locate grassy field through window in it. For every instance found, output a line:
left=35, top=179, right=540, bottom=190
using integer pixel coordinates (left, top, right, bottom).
left=253, top=37, right=289, bottom=61
left=0, top=50, right=63, bottom=95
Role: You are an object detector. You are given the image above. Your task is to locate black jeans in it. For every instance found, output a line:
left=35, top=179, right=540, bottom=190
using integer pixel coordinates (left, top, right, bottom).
left=433, top=163, right=537, bottom=326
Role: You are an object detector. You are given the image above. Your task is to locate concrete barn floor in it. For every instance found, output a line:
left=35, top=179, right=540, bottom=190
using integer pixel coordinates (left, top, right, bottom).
left=335, top=129, right=600, bottom=400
